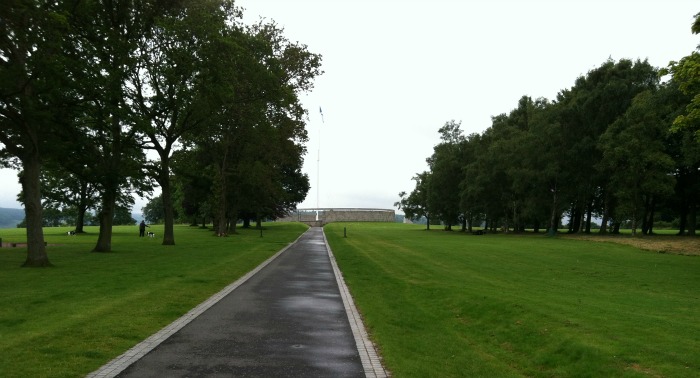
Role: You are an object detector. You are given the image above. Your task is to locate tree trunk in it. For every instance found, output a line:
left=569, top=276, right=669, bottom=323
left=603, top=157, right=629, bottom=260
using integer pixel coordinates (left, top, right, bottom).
left=93, top=190, right=116, bottom=252
left=75, top=203, right=87, bottom=233
left=642, top=196, right=656, bottom=235
left=255, top=216, right=262, bottom=229
left=75, top=181, right=89, bottom=233
left=214, top=164, right=228, bottom=236
left=677, top=204, right=687, bottom=236
left=548, top=190, right=558, bottom=236
left=600, top=192, right=610, bottom=234
left=216, top=209, right=227, bottom=236
left=612, top=222, right=621, bottom=234
left=20, top=153, right=51, bottom=267
left=631, top=208, right=640, bottom=236
left=688, top=203, right=697, bottom=236
left=584, top=201, right=592, bottom=234
left=159, top=169, right=175, bottom=245
left=571, top=205, right=582, bottom=233
left=567, top=205, right=575, bottom=233
left=243, top=217, right=251, bottom=228
left=647, top=199, right=656, bottom=235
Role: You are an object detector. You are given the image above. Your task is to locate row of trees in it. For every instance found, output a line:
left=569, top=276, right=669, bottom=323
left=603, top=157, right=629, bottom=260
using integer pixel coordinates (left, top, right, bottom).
left=16, top=206, right=136, bottom=228
left=398, top=15, right=700, bottom=236
left=1, top=0, right=322, bottom=266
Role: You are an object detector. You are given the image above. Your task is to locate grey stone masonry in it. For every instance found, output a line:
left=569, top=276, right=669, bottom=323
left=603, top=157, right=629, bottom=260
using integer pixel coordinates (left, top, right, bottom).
left=279, top=208, right=395, bottom=226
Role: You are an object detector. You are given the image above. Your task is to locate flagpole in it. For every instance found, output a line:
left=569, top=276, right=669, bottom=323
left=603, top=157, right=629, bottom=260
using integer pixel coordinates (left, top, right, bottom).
left=317, top=107, right=324, bottom=220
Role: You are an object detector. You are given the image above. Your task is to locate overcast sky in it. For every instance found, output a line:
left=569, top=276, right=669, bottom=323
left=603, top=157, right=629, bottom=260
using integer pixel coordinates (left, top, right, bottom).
left=1, top=0, right=698, bottom=212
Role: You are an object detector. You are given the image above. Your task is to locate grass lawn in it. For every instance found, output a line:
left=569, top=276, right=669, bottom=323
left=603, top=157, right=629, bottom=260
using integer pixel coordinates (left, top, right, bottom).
left=325, top=223, right=700, bottom=377
left=0, top=222, right=307, bottom=378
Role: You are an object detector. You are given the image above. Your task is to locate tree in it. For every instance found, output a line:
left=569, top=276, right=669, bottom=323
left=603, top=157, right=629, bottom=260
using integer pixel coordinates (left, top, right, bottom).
left=457, top=133, right=484, bottom=232
left=664, top=12, right=700, bottom=140
left=557, top=59, right=658, bottom=233
left=0, top=1, right=79, bottom=266
left=657, top=80, right=700, bottom=236
left=113, top=206, right=136, bottom=226
left=68, top=0, right=157, bottom=252
left=427, top=120, right=465, bottom=230
left=188, top=19, right=322, bottom=236
left=598, top=90, right=676, bottom=235
left=171, top=148, right=214, bottom=226
left=129, top=0, right=234, bottom=245
left=663, top=12, right=700, bottom=235
left=396, top=172, right=432, bottom=230
left=142, top=195, right=165, bottom=224
left=38, top=161, right=98, bottom=233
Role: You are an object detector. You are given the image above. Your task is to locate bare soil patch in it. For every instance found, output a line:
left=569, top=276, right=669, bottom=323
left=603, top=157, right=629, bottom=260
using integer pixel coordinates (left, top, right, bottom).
left=562, top=233, right=700, bottom=256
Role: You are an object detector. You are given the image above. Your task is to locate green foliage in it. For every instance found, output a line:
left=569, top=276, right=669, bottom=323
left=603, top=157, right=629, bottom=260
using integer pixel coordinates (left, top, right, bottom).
left=427, top=120, right=465, bottom=229
left=112, top=207, right=136, bottom=226
left=0, top=222, right=307, bottom=377
left=395, top=172, right=432, bottom=228
left=403, top=53, right=698, bottom=236
left=142, top=195, right=165, bottom=224
left=1, top=0, right=321, bottom=257
left=327, top=223, right=700, bottom=377
left=598, top=90, right=676, bottom=234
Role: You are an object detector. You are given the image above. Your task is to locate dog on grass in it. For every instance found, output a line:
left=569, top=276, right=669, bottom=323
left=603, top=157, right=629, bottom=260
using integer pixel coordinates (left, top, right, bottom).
left=147, top=231, right=155, bottom=238
left=67, top=230, right=76, bottom=236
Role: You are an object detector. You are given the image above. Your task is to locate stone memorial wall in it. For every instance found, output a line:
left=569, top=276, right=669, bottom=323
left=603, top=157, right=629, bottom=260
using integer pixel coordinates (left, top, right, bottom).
left=278, top=208, right=395, bottom=226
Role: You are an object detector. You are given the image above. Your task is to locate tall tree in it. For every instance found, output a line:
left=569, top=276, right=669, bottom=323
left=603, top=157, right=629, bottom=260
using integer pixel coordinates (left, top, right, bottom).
left=38, top=162, right=98, bottom=233
left=189, top=19, right=321, bottom=236
left=664, top=12, right=700, bottom=235
left=457, top=133, right=484, bottom=232
left=598, top=90, right=676, bottom=235
left=171, top=147, right=214, bottom=226
left=69, top=0, right=157, bottom=252
left=129, top=0, right=234, bottom=245
left=664, top=12, right=700, bottom=141
left=427, top=120, right=465, bottom=230
left=658, top=80, right=700, bottom=236
left=396, top=172, right=432, bottom=230
left=558, top=59, right=658, bottom=233
left=0, top=1, right=78, bottom=266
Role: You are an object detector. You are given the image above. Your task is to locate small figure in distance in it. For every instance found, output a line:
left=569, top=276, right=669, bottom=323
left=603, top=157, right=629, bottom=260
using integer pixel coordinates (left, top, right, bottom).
left=139, top=220, right=149, bottom=237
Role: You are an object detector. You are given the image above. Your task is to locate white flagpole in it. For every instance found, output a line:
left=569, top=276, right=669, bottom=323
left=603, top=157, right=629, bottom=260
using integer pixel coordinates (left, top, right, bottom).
left=317, top=107, right=324, bottom=220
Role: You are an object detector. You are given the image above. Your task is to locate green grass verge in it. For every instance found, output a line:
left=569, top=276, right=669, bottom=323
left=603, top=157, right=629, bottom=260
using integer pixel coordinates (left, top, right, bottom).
left=0, top=223, right=307, bottom=378
left=326, top=222, right=700, bottom=378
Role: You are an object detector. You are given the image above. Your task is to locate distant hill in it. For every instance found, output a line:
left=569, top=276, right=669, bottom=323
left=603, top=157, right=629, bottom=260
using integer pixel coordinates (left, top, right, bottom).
left=0, top=207, right=24, bottom=229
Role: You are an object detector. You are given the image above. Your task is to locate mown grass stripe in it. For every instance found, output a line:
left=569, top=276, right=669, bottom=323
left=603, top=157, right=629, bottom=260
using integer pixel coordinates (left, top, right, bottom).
left=325, top=222, right=700, bottom=378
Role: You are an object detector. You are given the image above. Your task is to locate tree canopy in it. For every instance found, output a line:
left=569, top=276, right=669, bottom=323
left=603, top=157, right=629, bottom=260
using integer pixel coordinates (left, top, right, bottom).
left=1, top=0, right=321, bottom=265
left=401, top=51, right=699, bottom=235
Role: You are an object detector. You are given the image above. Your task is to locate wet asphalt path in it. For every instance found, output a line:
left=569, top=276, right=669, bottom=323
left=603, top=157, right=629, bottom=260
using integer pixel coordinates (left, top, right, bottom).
left=116, top=227, right=365, bottom=377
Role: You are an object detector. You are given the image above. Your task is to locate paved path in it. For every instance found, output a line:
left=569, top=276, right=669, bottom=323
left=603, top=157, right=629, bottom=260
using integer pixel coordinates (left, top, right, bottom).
left=88, top=227, right=386, bottom=378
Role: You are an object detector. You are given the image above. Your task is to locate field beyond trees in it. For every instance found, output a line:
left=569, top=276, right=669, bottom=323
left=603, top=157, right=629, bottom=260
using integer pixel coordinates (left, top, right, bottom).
left=326, top=223, right=700, bottom=377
